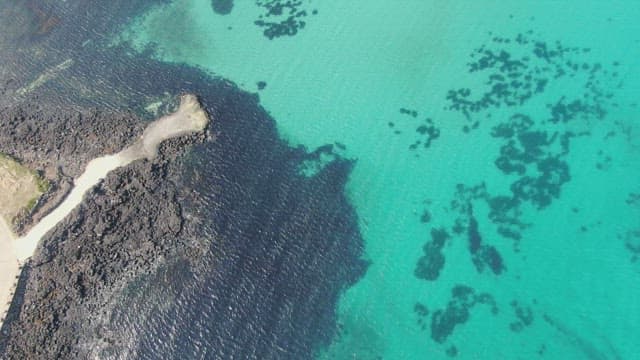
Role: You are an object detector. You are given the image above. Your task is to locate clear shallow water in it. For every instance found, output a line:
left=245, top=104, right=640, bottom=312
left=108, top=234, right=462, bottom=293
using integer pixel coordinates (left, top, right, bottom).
left=117, top=1, right=640, bottom=359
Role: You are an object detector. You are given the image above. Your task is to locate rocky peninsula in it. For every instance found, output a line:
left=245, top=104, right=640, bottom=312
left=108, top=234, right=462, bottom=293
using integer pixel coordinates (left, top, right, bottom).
left=0, top=1, right=366, bottom=358
left=0, top=93, right=209, bottom=335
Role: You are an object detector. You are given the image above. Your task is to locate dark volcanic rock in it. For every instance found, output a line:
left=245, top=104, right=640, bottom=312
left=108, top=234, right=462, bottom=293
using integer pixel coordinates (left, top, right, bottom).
left=0, top=104, right=144, bottom=178
left=1, top=92, right=367, bottom=359
left=0, top=103, right=145, bottom=233
left=0, top=1, right=367, bottom=358
left=1, top=148, right=192, bottom=359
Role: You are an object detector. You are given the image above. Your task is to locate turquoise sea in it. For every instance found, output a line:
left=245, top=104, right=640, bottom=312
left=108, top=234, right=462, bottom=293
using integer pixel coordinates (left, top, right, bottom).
left=114, top=1, right=640, bottom=358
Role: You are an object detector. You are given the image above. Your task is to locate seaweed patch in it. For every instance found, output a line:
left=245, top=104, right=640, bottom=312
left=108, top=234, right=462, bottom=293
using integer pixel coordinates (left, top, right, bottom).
left=429, top=285, right=498, bottom=344
left=412, top=30, right=626, bottom=357
left=468, top=205, right=504, bottom=275
left=211, top=0, right=233, bottom=15
left=254, top=0, right=317, bottom=40
left=389, top=108, right=440, bottom=155
left=414, top=228, right=449, bottom=281
left=414, top=302, right=430, bottom=331
left=420, top=31, right=622, bottom=249
left=509, top=300, right=534, bottom=332
left=445, top=32, right=619, bottom=129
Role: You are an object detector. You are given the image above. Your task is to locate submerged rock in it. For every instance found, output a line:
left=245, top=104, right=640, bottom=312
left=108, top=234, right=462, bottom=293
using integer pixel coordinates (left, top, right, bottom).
left=211, top=0, right=234, bottom=15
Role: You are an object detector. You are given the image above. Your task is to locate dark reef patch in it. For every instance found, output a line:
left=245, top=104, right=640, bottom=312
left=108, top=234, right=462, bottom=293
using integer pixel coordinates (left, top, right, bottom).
left=623, top=229, right=640, bottom=262
left=413, top=30, right=623, bottom=356
left=416, top=31, right=620, bottom=265
left=0, top=1, right=367, bottom=359
left=414, top=302, right=429, bottom=331
left=509, top=300, right=534, bottom=332
left=445, top=32, right=617, bottom=128
left=390, top=108, right=440, bottom=155
left=254, top=0, right=316, bottom=40
left=420, top=209, right=431, bottom=223
left=400, top=107, right=418, bottom=118
left=414, top=228, right=449, bottom=281
left=467, top=206, right=504, bottom=275
left=625, top=192, right=640, bottom=261
left=211, top=0, right=234, bottom=15
left=446, top=345, right=458, bottom=357
left=430, top=285, right=497, bottom=343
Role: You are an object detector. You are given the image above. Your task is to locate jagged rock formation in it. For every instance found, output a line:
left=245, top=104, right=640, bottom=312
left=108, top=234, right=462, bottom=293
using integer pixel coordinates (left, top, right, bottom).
left=0, top=104, right=145, bottom=233
left=0, top=2, right=367, bottom=358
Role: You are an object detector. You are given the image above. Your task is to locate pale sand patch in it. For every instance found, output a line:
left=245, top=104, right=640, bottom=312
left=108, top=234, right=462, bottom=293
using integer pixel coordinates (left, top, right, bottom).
left=16, top=58, right=73, bottom=97
left=0, top=216, right=19, bottom=325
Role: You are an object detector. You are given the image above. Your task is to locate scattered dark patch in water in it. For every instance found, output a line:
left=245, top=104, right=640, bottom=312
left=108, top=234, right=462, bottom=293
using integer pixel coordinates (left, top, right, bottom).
left=509, top=300, right=534, bottom=332
left=538, top=344, right=547, bottom=356
left=400, top=107, right=418, bottom=118
left=446, top=345, right=458, bottom=357
left=468, top=205, right=504, bottom=275
left=623, top=229, right=640, bottom=262
left=430, top=285, right=497, bottom=343
left=414, top=31, right=624, bottom=355
left=419, top=31, right=620, bottom=250
left=414, top=228, right=449, bottom=281
left=446, top=32, right=617, bottom=128
left=257, top=80, right=267, bottom=90
left=254, top=0, right=316, bottom=40
left=390, top=108, right=440, bottom=154
left=623, top=192, right=640, bottom=263
left=211, top=0, right=234, bottom=15
left=626, top=192, right=640, bottom=207
left=420, top=209, right=431, bottom=223
left=414, top=302, right=429, bottom=331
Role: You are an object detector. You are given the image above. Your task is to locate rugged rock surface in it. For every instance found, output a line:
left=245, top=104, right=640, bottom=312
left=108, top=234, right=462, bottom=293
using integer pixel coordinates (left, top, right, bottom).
left=1, top=134, right=204, bottom=359
left=0, top=103, right=145, bottom=233
left=0, top=2, right=367, bottom=358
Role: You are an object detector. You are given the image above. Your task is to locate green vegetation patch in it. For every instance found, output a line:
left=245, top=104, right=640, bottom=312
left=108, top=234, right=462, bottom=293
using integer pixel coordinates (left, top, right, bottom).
left=0, top=153, right=49, bottom=223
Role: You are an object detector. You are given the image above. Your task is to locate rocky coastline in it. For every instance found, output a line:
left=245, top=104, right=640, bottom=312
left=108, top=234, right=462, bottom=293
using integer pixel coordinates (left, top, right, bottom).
left=0, top=1, right=367, bottom=358
left=0, top=100, right=208, bottom=357
left=0, top=103, right=146, bottom=234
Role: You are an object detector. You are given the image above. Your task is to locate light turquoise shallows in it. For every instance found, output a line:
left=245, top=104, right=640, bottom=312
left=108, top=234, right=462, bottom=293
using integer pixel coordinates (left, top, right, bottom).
left=117, top=1, right=640, bottom=358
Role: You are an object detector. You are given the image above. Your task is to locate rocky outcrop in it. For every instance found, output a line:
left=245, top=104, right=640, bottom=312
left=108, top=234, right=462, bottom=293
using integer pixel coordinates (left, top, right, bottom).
left=0, top=104, right=145, bottom=233
left=0, top=2, right=367, bottom=358
left=2, top=134, right=204, bottom=359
